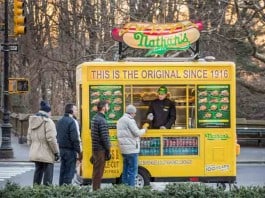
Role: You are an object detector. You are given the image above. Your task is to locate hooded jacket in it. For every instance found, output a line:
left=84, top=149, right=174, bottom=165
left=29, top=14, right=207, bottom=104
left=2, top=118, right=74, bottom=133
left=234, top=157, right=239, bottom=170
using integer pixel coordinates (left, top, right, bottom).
left=117, top=113, right=146, bottom=154
left=27, top=111, right=59, bottom=163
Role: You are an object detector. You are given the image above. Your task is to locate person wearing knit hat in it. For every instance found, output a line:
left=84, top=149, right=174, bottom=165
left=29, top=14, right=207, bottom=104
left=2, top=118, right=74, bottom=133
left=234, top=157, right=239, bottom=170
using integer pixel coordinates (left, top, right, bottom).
left=27, top=100, right=59, bottom=185
left=40, top=100, right=51, bottom=113
left=147, top=85, right=176, bottom=129
left=117, top=104, right=148, bottom=187
left=126, top=104, right=137, bottom=114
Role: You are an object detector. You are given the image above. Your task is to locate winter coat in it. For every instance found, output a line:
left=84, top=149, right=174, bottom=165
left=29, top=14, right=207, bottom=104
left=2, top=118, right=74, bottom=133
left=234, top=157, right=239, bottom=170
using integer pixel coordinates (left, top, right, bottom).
left=147, top=98, right=176, bottom=129
left=117, top=113, right=146, bottom=154
left=56, top=114, right=81, bottom=154
left=27, top=111, right=59, bottom=163
left=91, top=112, right=110, bottom=152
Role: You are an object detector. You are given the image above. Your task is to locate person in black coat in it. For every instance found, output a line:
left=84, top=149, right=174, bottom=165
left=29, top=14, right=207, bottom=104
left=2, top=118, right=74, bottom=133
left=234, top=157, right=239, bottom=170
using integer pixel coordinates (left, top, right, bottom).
left=56, top=103, right=81, bottom=185
left=147, top=86, right=176, bottom=129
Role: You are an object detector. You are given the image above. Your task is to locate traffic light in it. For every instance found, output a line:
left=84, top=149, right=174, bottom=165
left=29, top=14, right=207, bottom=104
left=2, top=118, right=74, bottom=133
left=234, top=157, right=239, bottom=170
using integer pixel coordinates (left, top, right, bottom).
left=17, top=79, right=29, bottom=92
left=13, top=0, right=26, bottom=36
left=8, top=78, right=29, bottom=93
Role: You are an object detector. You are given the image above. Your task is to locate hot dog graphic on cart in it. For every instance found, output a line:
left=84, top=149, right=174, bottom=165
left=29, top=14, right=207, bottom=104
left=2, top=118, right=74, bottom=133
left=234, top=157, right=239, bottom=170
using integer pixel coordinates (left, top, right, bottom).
left=111, top=21, right=203, bottom=56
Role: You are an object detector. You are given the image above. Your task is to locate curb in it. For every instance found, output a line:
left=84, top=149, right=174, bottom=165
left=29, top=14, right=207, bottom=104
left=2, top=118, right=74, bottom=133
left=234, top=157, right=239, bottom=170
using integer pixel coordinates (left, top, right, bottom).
left=0, top=160, right=61, bottom=164
left=1, top=160, right=264, bottom=164
left=237, top=161, right=265, bottom=164
left=0, top=161, right=34, bottom=165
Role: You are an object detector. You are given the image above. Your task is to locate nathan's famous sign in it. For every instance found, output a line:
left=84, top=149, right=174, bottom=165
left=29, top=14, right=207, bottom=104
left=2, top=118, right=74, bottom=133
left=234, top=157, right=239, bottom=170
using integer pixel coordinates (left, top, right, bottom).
left=111, top=21, right=203, bottom=56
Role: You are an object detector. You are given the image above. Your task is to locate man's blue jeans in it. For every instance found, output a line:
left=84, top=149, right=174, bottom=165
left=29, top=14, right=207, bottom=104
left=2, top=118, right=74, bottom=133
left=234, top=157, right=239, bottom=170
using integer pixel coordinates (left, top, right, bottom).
left=121, top=153, right=138, bottom=186
left=59, top=148, right=77, bottom=185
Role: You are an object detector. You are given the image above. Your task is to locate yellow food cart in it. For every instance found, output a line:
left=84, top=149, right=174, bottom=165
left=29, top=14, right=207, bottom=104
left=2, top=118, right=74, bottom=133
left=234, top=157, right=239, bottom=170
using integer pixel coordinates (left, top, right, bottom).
left=75, top=21, right=239, bottom=188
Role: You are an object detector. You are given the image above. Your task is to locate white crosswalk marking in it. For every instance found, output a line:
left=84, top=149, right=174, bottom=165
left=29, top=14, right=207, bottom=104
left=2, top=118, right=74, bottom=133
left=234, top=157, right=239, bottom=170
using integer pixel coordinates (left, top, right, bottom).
left=0, top=165, right=34, bottom=182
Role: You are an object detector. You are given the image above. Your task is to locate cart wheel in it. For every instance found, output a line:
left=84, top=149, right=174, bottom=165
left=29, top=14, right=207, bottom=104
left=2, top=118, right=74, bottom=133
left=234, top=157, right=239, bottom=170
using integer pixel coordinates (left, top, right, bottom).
left=135, top=168, right=150, bottom=187
left=217, top=183, right=226, bottom=190
left=116, top=174, right=122, bottom=184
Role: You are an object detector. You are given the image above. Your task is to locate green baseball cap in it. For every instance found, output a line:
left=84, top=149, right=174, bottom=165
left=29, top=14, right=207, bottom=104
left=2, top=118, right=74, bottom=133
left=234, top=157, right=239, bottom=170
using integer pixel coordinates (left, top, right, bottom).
left=157, top=86, right=168, bottom=95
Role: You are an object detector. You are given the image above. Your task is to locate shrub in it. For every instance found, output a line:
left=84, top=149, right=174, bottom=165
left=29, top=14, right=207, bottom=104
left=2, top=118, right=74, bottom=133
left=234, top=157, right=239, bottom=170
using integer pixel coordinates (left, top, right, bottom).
left=1, top=182, right=265, bottom=198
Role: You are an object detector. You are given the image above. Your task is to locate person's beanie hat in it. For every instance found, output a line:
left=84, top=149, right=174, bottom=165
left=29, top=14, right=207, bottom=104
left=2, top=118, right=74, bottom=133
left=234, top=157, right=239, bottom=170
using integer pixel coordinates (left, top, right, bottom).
left=126, top=104, right=137, bottom=114
left=40, top=100, right=51, bottom=113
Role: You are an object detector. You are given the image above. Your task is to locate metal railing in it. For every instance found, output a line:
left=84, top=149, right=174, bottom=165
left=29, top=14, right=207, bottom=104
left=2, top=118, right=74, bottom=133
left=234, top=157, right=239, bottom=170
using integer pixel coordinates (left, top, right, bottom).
left=236, top=118, right=265, bottom=147
left=0, top=111, right=61, bottom=144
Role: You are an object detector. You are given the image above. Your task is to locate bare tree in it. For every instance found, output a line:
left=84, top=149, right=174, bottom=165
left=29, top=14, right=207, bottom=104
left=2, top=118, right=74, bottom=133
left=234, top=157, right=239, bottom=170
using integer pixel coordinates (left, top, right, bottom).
left=6, top=0, right=265, bottom=119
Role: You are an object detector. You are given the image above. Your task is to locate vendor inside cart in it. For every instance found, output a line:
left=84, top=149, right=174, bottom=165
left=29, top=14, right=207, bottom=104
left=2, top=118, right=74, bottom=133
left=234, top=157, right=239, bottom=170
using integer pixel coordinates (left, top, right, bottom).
left=146, top=86, right=176, bottom=129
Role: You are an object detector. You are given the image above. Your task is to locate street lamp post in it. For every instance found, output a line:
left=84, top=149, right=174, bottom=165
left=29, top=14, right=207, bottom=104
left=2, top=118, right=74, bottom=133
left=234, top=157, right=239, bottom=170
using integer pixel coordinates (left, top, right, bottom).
left=0, top=0, right=14, bottom=158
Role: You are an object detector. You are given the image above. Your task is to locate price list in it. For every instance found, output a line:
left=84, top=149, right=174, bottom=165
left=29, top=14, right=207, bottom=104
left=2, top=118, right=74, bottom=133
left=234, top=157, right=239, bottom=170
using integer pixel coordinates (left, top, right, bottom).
left=140, top=137, right=160, bottom=156
left=163, top=137, right=198, bottom=155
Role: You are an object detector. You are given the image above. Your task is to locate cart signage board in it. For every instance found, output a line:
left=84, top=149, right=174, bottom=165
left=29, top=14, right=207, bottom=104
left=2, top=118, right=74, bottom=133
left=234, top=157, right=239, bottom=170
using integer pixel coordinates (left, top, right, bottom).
left=87, top=65, right=232, bottom=81
left=89, top=85, right=123, bottom=128
left=197, top=85, right=231, bottom=128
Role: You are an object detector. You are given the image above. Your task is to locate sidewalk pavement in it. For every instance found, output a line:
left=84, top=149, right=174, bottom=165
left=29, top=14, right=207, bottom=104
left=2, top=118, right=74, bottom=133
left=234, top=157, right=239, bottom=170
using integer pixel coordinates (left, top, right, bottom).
left=0, top=132, right=265, bottom=163
left=0, top=133, right=29, bottom=162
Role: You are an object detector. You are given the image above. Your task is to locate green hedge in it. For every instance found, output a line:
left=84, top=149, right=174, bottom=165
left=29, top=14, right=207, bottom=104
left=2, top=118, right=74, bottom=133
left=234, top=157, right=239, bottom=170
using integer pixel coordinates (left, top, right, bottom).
left=1, top=182, right=265, bottom=198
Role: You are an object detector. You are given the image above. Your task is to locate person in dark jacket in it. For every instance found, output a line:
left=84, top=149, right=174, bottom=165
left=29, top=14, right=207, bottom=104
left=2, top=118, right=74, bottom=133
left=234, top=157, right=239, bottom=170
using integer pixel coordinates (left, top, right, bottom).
left=56, top=103, right=81, bottom=185
left=147, top=86, right=176, bottom=129
left=91, top=100, right=111, bottom=191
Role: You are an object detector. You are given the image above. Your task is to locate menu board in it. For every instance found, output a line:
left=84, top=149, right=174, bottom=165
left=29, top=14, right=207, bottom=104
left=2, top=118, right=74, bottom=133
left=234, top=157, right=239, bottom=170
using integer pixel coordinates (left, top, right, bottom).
left=163, top=136, right=198, bottom=156
left=140, top=137, right=160, bottom=156
left=89, top=85, right=123, bottom=128
left=197, top=85, right=230, bottom=128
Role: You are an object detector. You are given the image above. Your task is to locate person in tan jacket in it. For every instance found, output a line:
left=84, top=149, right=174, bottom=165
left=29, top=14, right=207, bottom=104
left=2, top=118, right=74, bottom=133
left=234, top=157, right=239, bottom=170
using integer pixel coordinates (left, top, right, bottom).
left=27, top=101, right=59, bottom=185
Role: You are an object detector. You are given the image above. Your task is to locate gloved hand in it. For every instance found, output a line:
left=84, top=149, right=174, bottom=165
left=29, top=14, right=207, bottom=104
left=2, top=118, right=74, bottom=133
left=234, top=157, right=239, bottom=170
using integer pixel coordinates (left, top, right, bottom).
left=160, top=126, right=166, bottom=129
left=54, top=153, right=60, bottom=161
left=147, top=113, right=154, bottom=121
left=142, top=123, right=149, bottom=129
left=105, top=150, right=112, bottom=161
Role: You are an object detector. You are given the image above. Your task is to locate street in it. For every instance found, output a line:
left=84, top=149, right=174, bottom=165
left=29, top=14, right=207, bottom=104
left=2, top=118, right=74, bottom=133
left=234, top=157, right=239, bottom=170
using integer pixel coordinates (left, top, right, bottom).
left=0, top=162, right=264, bottom=189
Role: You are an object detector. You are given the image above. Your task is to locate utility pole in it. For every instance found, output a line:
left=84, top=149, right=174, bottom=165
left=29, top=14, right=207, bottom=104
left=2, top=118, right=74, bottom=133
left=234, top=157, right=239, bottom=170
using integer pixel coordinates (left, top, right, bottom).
left=0, top=0, right=13, bottom=158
